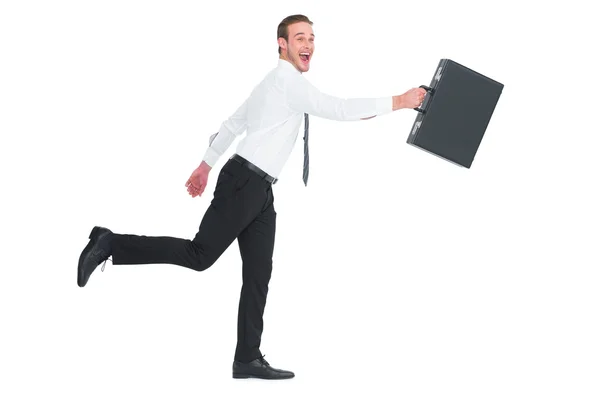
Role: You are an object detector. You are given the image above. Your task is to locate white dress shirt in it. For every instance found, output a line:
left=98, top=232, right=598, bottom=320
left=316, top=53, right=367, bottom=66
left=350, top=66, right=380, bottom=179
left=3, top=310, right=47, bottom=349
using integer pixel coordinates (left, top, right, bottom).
left=202, top=58, right=394, bottom=178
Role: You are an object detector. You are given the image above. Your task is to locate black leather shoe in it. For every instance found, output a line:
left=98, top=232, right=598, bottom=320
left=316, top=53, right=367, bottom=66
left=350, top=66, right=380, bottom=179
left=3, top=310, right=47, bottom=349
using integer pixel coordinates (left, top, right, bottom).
left=78, top=226, right=113, bottom=287
left=232, top=356, right=294, bottom=379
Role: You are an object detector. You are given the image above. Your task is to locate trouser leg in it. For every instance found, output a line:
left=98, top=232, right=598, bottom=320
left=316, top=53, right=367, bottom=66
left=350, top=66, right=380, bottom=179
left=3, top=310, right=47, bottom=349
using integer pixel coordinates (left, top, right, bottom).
left=110, top=160, right=262, bottom=271
left=234, top=185, right=276, bottom=362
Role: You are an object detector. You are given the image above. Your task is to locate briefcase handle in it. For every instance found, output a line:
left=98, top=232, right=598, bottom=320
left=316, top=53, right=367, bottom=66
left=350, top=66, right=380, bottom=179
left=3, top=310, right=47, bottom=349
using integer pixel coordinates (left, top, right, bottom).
left=413, top=85, right=435, bottom=114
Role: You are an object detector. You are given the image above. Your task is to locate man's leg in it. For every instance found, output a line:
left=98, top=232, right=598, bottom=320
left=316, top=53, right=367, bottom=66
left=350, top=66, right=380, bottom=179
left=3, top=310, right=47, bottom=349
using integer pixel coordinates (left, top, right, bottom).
left=234, top=184, right=276, bottom=362
left=110, top=160, right=262, bottom=272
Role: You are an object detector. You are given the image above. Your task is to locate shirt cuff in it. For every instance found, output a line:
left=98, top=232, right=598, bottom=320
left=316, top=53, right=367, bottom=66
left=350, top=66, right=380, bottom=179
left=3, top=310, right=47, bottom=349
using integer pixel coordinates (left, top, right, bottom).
left=375, top=96, right=394, bottom=115
left=202, top=147, right=220, bottom=167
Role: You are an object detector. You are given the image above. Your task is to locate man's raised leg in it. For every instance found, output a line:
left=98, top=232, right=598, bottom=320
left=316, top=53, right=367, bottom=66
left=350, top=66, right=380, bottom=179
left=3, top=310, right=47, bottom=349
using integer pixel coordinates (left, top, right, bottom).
left=78, top=160, right=261, bottom=285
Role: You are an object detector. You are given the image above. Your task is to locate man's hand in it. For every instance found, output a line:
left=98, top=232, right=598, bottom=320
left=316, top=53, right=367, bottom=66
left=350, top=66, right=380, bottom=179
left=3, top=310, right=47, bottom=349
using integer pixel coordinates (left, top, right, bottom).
left=185, top=161, right=212, bottom=198
left=393, top=87, right=427, bottom=110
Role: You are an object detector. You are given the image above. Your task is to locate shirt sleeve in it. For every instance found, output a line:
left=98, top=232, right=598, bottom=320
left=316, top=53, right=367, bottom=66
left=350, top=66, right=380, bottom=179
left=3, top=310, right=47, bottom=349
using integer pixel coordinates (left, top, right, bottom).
left=202, top=97, right=248, bottom=167
left=284, top=74, right=393, bottom=121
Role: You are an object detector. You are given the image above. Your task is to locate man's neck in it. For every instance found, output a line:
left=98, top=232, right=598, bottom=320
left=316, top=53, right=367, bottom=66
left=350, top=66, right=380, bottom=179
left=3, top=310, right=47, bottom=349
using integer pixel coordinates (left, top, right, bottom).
left=279, top=56, right=302, bottom=74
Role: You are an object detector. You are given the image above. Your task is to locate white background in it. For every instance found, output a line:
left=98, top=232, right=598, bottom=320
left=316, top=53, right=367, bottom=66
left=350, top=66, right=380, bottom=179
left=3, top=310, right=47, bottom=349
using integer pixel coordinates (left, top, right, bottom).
left=1, top=0, right=598, bottom=399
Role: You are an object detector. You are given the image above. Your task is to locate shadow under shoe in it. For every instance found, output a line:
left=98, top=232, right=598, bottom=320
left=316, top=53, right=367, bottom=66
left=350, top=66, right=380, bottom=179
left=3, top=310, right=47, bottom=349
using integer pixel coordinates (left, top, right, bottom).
left=232, top=355, right=295, bottom=380
left=78, top=226, right=113, bottom=287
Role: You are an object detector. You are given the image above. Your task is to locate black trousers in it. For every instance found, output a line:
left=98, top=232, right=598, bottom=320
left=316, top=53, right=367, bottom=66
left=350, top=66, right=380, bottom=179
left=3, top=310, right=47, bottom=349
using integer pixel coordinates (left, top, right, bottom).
left=110, top=157, right=276, bottom=363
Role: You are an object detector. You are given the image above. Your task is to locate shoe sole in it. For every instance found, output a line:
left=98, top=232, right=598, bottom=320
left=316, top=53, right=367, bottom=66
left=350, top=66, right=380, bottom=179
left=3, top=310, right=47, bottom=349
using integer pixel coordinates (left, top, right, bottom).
left=232, top=373, right=294, bottom=379
left=77, top=227, right=101, bottom=287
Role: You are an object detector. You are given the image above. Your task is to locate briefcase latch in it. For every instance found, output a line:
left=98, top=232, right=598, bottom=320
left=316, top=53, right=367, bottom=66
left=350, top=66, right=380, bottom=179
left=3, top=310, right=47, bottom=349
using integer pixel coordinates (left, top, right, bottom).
left=411, top=121, right=422, bottom=136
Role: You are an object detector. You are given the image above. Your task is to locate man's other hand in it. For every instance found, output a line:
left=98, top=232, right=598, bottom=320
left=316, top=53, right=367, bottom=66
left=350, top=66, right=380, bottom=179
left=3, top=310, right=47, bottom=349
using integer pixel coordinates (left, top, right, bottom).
left=185, top=161, right=212, bottom=198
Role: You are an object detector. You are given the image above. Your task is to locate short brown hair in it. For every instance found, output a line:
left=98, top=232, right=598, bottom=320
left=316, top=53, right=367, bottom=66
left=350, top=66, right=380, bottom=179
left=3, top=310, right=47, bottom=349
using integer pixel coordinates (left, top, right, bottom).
left=277, top=14, right=313, bottom=55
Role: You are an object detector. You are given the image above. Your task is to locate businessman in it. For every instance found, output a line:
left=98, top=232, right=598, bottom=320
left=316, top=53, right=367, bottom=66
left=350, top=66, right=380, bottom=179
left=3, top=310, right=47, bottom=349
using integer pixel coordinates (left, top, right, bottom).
left=77, top=14, right=426, bottom=380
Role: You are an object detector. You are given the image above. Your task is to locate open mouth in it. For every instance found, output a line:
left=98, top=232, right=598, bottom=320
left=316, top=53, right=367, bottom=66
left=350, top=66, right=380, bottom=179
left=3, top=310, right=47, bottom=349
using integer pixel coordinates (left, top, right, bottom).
left=300, top=52, right=310, bottom=63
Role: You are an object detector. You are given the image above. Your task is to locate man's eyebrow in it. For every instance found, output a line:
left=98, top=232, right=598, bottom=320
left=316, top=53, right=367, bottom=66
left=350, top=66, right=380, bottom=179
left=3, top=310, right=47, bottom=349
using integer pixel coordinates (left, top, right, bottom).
left=294, top=32, right=315, bottom=37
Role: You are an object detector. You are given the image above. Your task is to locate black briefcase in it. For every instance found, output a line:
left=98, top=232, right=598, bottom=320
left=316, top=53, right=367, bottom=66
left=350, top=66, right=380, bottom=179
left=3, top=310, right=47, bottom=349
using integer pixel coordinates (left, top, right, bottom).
left=406, top=59, right=503, bottom=168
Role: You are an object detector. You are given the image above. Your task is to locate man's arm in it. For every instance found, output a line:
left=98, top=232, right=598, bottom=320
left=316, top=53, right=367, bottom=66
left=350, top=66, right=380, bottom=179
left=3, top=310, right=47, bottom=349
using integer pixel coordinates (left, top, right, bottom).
left=201, top=97, right=249, bottom=167
left=285, top=74, right=405, bottom=121
left=359, top=95, right=412, bottom=119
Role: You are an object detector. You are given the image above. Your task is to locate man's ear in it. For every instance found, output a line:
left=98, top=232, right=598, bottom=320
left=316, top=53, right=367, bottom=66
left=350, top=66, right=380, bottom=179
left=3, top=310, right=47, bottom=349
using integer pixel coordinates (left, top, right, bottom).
left=278, top=37, right=286, bottom=51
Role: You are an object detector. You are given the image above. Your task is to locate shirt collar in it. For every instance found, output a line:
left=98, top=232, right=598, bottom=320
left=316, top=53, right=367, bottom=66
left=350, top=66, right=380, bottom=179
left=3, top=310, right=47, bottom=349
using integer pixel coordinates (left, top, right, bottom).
left=278, top=58, right=302, bottom=74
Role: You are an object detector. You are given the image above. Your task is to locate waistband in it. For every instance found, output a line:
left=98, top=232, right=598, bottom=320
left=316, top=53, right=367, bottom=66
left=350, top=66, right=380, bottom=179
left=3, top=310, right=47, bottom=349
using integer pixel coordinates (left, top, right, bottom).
left=229, top=154, right=278, bottom=184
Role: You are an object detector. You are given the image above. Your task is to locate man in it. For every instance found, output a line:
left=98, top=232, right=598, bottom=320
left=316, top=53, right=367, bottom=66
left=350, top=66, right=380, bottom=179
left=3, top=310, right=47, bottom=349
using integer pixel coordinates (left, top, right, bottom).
left=77, top=14, right=426, bottom=380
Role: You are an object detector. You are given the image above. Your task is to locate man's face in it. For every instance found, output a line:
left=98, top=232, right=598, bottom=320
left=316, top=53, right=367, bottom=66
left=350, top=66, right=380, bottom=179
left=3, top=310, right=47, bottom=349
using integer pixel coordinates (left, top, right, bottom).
left=279, top=22, right=314, bottom=73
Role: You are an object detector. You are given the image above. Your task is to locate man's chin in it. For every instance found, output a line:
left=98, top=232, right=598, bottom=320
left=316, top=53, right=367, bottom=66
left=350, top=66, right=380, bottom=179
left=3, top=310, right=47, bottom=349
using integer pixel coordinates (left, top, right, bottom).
left=298, top=62, right=310, bottom=72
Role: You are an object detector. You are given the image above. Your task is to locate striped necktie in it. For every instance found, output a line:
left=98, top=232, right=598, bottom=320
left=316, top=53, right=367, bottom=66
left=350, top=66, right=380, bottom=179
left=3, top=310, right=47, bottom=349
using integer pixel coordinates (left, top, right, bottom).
left=303, top=113, right=309, bottom=186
